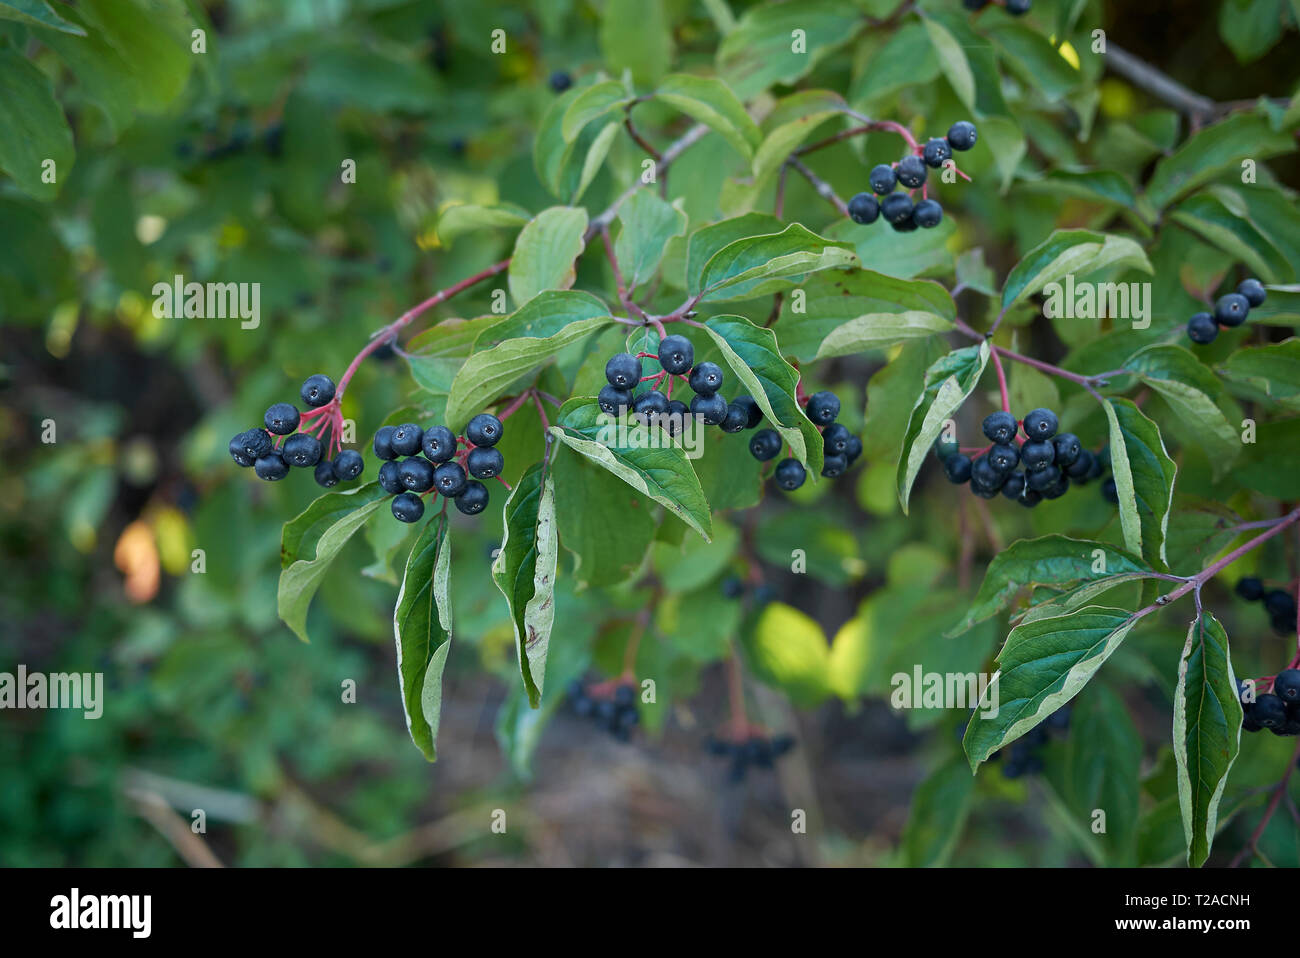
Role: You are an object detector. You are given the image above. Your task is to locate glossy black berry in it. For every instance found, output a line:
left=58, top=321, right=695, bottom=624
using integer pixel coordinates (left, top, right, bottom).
left=896, top=154, right=927, bottom=188
left=421, top=425, right=457, bottom=463
left=749, top=429, right=782, bottom=461
left=1001, top=472, right=1026, bottom=500
left=378, top=460, right=404, bottom=494
left=822, top=423, right=852, bottom=454
left=1236, top=577, right=1265, bottom=601
left=333, top=449, right=364, bottom=481
left=283, top=432, right=322, bottom=468
left=1238, top=278, right=1267, bottom=307
left=892, top=216, right=918, bottom=234
left=774, top=458, right=806, bottom=491
left=971, top=455, right=1002, bottom=491
left=605, top=352, right=642, bottom=389
left=963, top=0, right=990, bottom=7
left=1214, top=293, right=1250, bottom=327
left=869, top=164, right=897, bottom=195
left=1067, top=449, right=1094, bottom=480
left=300, top=374, right=336, bottom=407
left=433, top=462, right=468, bottom=497
left=598, top=384, right=633, bottom=415
left=658, top=335, right=694, bottom=374
left=1186, top=312, right=1217, bottom=344
left=466, top=446, right=504, bottom=479
left=1052, top=433, right=1081, bottom=468
left=844, top=435, right=863, bottom=464
left=397, top=456, right=434, bottom=492
left=1026, top=464, right=1062, bottom=492
left=1021, top=440, right=1055, bottom=470
left=732, top=395, right=763, bottom=429
left=1274, top=669, right=1300, bottom=705
left=806, top=391, right=840, bottom=425
left=944, top=454, right=972, bottom=484
left=254, top=452, right=289, bottom=481
left=881, top=193, right=914, bottom=225
left=1043, top=474, right=1070, bottom=499
left=391, top=423, right=424, bottom=457
left=690, top=392, right=728, bottom=425
left=455, top=480, right=489, bottom=515
left=313, top=460, right=339, bottom=488
left=373, top=425, right=397, bottom=460
left=1272, top=611, right=1295, bottom=636
left=392, top=492, right=425, bottom=523
left=1101, top=477, right=1118, bottom=504
left=264, top=403, right=300, bottom=435
left=988, top=443, right=1020, bottom=474
left=821, top=454, right=848, bottom=478
left=934, top=435, right=960, bottom=460
left=466, top=413, right=503, bottom=447
left=982, top=412, right=1017, bottom=444
left=947, top=121, right=978, bottom=151
left=229, top=434, right=256, bottom=467
left=1006, top=0, right=1030, bottom=13
left=1255, top=693, right=1288, bottom=730
left=848, top=192, right=880, bottom=225
left=689, top=361, right=724, bottom=396
left=1264, top=589, right=1297, bottom=618
left=721, top=402, right=749, bottom=433
left=1022, top=408, right=1059, bottom=440
left=912, top=199, right=943, bottom=229
left=922, top=138, right=952, bottom=168
left=548, top=70, right=572, bottom=93
left=633, top=390, right=669, bottom=418
left=1018, top=489, right=1043, bottom=508
left=722, top=576, right=746, bottom=599
left=662, top=400, right=691, bottom=434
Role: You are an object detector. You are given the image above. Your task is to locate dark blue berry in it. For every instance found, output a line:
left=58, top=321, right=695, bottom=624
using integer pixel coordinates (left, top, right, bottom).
left=896, top=155, right=927, bottom=188
left=605, top=353, right=642, bottom=389
left=313, top=460, right=339, bottom=488
left=300, top=374, right=336, bottom=407
left=1238, top=278, right=1267, bottom=307
left=254, top=452, right=289, bottom=481
left=944, top=454, right=972, bottom=484
left=880, top=193, right=913, bottom=225
left=390, top=423, right=423, bottom=457
left=455, top=480, right=489, bottom=515
left=1022, top=408, right=1059, bottom=440
left=399, top=457, right=436, bottom=492
left=229, top=434, right=256, bottom=467
left=1214, top=293, right=1250, bottom=327
left=549, top=70, right=572, bottom=93
left=869, top=164, right=897, bottom=194
left=1274, top=669, right=1300, bottom=705
left=821, top=454, right=848, bottom=477
left=689, top=361, right=724, bottom=396
left=690, top=392, right=728, bottom=425
left=421, top=425, right=457, bottom=463
left=775, top=458, right=806, bottom=491
left=283, top=432, right=322, bottom=467
left=392, top=492, right=424, bottom=523
left=466, top=446, right=504, bottom=479
left=947, top=121, right=978, bottom=151
left=749, top=429, right=782, bottom=461
left=657, top=335, right=694, bottom=374
left=466, top=413, right=503, bottom=447
left=264, top=403, right=300, bottom=435
left=1186, top=312, right=1217, bottom=344
left=922, top=138, right=952, bottom=168
left=912, top=199, right=943, bottom=229
left=1021, top=440, right=1054, bottom=470
left=333, top=449, right=364, bottom=481
left=633, top=390, right=669, bottom=418
left=1255, top=693, right=1288, bottom=729
left=848, top=192, right=879, bottom=225
left=1001, top=471, right=1026, bottom=500
left=732, top=395, right=763, bottom=429
left=1101, top=477, right=1118, bottom=503
left=433, top=462, right=467, bottom=497
left=806, top=391, right=840, bottom=425
left=1236, top=577, right=1264, bottom=601
left=1052, top=433, right=1081, bottom=468
left=721, top=402, right=749, bottom=433
left=378, top=460, right=404, bottom=494
left=982, top=411, right=1017, bottom=444
left=373, top=425, right=397, bottom=460
left=598, top=384, right=633, bottom=415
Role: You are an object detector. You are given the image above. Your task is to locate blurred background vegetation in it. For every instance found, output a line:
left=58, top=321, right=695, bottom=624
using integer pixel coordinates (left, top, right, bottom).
left=3, top=0, right=1300, bottom=867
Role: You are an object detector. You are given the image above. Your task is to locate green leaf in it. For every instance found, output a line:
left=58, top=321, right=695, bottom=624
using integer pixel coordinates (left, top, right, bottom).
left=534, top=90, right=620, bottom=202
left=508, top=206, right=589, bottom=306
left=474, top=289, right=610, bottom=346
left=548, top=400, right=713, bottom=541
left=963, top=607, right=1145, bottom=769
left=0, top=48, right=74, bottom=200
left=277, top=483, right=389, bottom=643
left=951, top=535, right=1152, bottom=637
left=0, top=0, right=85, bottom=33
left=781, top=269, right=955, bottom=363
left=393, top=515, right=453, bottom=761
left=613, top=190, right=687, bottom=291
left=1103, top=398, right=1177, bottom=569
left=862, top=337, right=947, bottom=461
left=685, top=212, right=785, bottom=294
left=1219, top=0, right=1284, bottom=63
left=1218, top=339, right=1300, bottom=409
left=1124, top=344, right=1239, bottom=479
left=436, top=203, right=529, bottom=248
left=444, top=314, right=614, bottom=430
left=1174, top=611, right=1243, bottom=867
left=600, top=0, right=672, bottom=86
left=923, top=17, right=975, bottom=109
left=852, top=22, right=940, bottom=104
left=653, top=73, right=761, bottom=160
left=986, top=23, right=1080, bottom=101
left=697, top=222, right=857, bottom=299
left=1145, top=113, right=1295, bottom=210
left=33, top=6, right=138, bottom=136
left=404, top=316, right=505, bottom=395
left=561, top=80, right=633, bottom=142
left=1022, top=170, right=1138, bottom=210
left=749, top=90, right=848, bottom=194
left=77, top=0, right=194, bottom=114
left=716, top=0, right=860, bottom=100
left=896, top=343, right=990, bottom=514
left=552, top=449, right=657, bottom=589
left=1002, top=229, right=1153, bottom=311
left=743, top=602, right=831, bottom=706
left=492, top=464, right=558, bottom=708
left=702, top=314, right=824, bottom=476
left=825, top=214, right=958, bottom=280
left=900, top=756, right=975, bottom=867
left=1169, top=192, right=1288, bottom=283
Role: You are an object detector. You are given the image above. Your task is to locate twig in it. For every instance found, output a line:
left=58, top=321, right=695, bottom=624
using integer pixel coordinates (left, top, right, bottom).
left=786, top=156, right=850, bottom=217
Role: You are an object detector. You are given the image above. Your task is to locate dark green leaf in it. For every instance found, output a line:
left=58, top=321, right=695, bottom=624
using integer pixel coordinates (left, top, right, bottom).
left=393, top=515, right=453, bottom=760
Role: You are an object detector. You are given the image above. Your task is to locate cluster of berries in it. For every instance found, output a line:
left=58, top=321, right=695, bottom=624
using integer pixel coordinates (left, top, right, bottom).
left=705, top=733, right=796, bottom=783
left=1186, top=279, right=1267, bottom=345
left=228, top=374, right=365, bottom=487
left=1235, top=577, right=1298, bottom=637
left=374, top=413, right=503, bottom=523
left=748, top=390, right=863, bottom=491
left=846, top=121, right=977, bottom=232
left=1240, top=672, right=1300, bottom=735
left=565, top=679, right=640, bottom=742
left=964, top=0, right=1031, bottom=13
left=935, top=408, right=1109, bottom=507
